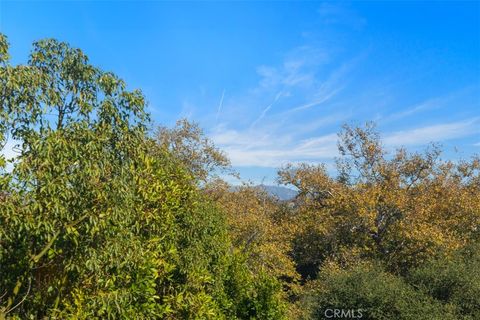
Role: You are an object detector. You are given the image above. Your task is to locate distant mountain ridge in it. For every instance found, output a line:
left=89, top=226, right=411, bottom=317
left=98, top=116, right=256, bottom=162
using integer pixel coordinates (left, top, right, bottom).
left=229, top=184, right=298, bottom=200
left=258, top=185, right=298, bottom=201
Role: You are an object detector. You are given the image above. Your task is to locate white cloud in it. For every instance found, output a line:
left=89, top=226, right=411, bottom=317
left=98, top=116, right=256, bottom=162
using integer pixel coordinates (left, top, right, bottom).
left=203, top=34, right=364, bottom=170
left=288, top=113, right=349, bottom=135
left=212, top=127, right=338, bottom=167
left=283, top=54, right=363, bottom=115
left=254, top=45, right=331, bottom=95
left=288, top=86, right=343, bottom=113
left=383, top=86, right=478, bottom=123
left=218, top=118, right=479, bottom=168
left=384, top=118, right=480, bottom=146
left=207, top=46, right=362, bottom=168
left=385, top=98, right=441, bottom=123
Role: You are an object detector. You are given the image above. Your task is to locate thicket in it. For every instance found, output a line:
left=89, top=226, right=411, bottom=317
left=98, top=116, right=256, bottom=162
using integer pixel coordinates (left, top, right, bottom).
left=0, top=35, right=285, bottom=319
left=1, top=34, right=478, bottom=319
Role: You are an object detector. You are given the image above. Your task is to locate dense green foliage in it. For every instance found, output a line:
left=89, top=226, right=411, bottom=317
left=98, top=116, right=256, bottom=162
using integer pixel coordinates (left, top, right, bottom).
left=302, top=262, right=451, bottom=320
left=298, top=245, right=480, bottom=319
left=1, top=34, right=479, bottom=319
left=0, top=34, right=285, bottom=319
left=407, top=244, right=480, bottom=319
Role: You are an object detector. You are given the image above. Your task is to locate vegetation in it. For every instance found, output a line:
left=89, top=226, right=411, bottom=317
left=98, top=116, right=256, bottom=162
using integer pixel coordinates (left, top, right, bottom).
left=1, top=34, right=479, bottom=319
left=0, top=35, right=285, bottom=319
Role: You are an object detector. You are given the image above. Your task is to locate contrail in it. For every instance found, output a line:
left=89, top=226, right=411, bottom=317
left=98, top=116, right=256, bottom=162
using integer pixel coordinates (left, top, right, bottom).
left=250, top=91, right=282, bottom=128
left=216, top=89, right=226, bottom=122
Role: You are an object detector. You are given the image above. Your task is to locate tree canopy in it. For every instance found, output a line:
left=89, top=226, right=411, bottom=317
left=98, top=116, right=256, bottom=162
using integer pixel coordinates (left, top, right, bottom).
left=1, top=34, right=479, bottom=319
left=0, top=34, right=285, bottom=319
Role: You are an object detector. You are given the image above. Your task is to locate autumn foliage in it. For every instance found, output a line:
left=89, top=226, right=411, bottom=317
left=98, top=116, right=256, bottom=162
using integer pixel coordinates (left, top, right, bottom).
left=1, top=34, right=479, bottom=319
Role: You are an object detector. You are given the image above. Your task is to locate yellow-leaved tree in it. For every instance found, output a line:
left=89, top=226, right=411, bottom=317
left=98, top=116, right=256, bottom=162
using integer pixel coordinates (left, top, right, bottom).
left=279, top=123, right=480, bottom=276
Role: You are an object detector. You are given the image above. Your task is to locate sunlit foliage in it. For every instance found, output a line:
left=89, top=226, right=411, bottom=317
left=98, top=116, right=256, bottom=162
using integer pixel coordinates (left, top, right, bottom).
left=156, top=119, right=231, bottom=183
left=280, top=123, right=479, bottom=319
left=280, top=123, right=480, bottom=277
left=1, top=33, right=478, bottom=319
left=0, top=34, right=285, bottom=319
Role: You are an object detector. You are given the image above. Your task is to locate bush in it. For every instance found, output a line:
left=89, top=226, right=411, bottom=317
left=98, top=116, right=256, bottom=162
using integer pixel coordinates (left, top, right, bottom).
left=301, top=262, right=453, bottom=320
left=407, top=245, right=480, bottom=319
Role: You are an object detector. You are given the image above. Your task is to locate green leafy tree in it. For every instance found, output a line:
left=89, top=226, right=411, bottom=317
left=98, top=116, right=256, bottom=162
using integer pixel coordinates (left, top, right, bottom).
left=156, top=119, right=231, bottom=183
left=0, top=34, right=285, bottom=319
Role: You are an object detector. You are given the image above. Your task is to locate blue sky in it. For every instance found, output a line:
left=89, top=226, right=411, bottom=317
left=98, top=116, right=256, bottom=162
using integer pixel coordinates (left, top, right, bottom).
left=1, top=1, right=479, bottom=184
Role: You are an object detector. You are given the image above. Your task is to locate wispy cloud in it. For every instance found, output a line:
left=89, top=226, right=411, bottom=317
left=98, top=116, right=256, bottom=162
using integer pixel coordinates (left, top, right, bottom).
left=385, top=98, right=442, bottom=123
left=284, top=53, right=364, bottom=115
left=178, top=100, right=196, bottom=120
left=384, top=118, right=480, bottom=146
left=212, top=116, right=480, bottom=168
left=287, top=86, right=343, bottom=113
left=205, top=40, right=478, bottom=171
left=255, top=46, right=328, bottom=94
left=207, top=41, right=364, bottom=169
left=383, top=86, right=479, bottom=123
left=317, top=2, right=367, bottom=29
left=213, top=130, right=338, bottom=167
left=289, top=112, right=350, bottom=135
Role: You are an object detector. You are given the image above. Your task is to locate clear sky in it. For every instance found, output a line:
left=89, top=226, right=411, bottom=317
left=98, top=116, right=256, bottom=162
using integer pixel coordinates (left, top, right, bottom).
left=1, top=1, right=479, bottom=184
